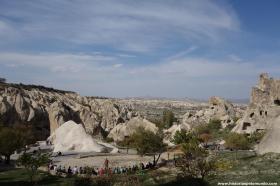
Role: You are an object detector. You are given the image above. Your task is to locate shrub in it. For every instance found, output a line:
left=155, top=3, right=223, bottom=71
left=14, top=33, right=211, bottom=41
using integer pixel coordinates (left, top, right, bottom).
left=17, top=151, right=50, bottom=183
left=162, top=110, right=176, bottom=128
left=171, top=130, right=194, bottom=145
left=177, top=137, right=217, bottom=180
left=247, top=130, right=266, bottom=145
left=208, top=119, right=221, bottom=131
left=225, top=132, right=250, bottom=159
left=129, top=127, right=166, bottom=165
left=0, top=125, right=35, bottom=164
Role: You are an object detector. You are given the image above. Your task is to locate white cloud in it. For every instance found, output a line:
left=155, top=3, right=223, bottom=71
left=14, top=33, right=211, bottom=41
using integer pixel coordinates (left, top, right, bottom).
left=0, top=52, right=115, bottom=73
left=113, top=64, right=123, bottom=68
left=1, top=52, right=279, bottom=98
left=0, top=0, right=239, bottom=52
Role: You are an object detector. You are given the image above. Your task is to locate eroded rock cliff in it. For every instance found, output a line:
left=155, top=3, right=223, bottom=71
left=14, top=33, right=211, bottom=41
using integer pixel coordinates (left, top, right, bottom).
left=232, top=73, right=280, bottom=134
left=182, top=96, right=244, bottom=129
left=0, top=83, right=136, bottom=139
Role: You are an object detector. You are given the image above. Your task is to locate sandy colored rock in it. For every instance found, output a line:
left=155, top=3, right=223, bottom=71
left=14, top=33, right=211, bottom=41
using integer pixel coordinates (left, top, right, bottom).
left=182, top=96, right=242, bottom=129
left=0, top=83, right=136, bottom=139
left=231, top=73, right=280, bottom=154
left=49, top=120, right=107, bottom=153
left=233, top=73, right=280, bottom=134
left=108, top=116, right=158, bottom=142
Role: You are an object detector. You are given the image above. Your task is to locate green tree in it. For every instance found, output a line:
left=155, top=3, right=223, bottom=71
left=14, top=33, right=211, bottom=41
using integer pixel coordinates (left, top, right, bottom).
left=129, top=127, right=166, bottom=165
left=172, top=130, right=194, bottom=145
left=225, top=132, right=250, bottom=159
left=0, top=127, right=21, bottom=164
left=162, top=110, right=176, bottom=128
left=177, top=137, right=216, bottom=180
left=0, top=125, right=36, bottom=164
left=195, top=124, right=210, bottom=135
left=17, top=151, right=50, bottom=183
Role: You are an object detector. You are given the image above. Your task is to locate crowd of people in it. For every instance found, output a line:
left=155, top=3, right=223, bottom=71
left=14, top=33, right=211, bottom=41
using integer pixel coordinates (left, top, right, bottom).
left=48, top=158, right=156, bottom=177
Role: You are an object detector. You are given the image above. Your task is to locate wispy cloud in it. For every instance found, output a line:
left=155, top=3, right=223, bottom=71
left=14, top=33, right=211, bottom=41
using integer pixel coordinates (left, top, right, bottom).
left=0, top=52, right=116, bottom=73
left=1, top=0, right=277, bottom=99
left=1, top=52, right=279, bottom=98
left=165, top=46, right=198, bottom=61
left=0, top=0, right=239, bottom=52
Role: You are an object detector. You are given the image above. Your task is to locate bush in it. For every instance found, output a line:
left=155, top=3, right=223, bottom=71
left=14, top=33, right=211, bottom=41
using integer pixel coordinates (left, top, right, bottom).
left=195, top=125, right=210, bottom=135
left=129, top=127, right=166, bottom=165
left=0, top=125, right=35, bottom=164
left=177, top=137, right=217, bottom=180
left=172, top=130, right=195, bottom=145
left=208, top=119, right=221, bottom=130
left=195, top=119, right=228, bottom=141
left=225, top=133, right=250, bottom=151
left=247, top=130, right=266, bottom=145
left=162, top=110, right=176, bottom=128
left=17, top=152, right=50, bottom=183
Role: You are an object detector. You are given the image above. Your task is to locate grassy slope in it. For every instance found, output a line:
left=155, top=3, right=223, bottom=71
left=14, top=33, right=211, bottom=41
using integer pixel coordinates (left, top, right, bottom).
left=0, top=168, right=74, bottom=186
left=1, top=151, right=280, bottom=186
left=208, top=151, right=280, bottom=185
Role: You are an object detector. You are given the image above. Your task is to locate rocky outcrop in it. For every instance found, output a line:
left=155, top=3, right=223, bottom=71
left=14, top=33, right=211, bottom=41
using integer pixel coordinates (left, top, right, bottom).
left=182, top=96, right=243, bottom=129
left=232, top=73, right=280, bottom=134
left=0, top=83, right=136, bottom=139
left=48, top=120, right=116, bottom=153
left=256, top=116, right=280, bottom=154
left=163, top=123, right=190, bottom=146
left=107, top=116, right=158, bottom=142
left=230, top=73, right=280, bottom=154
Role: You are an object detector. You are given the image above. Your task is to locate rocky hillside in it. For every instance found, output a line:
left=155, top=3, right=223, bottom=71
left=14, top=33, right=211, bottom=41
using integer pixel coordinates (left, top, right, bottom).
left=0, top=82, right=136, bottom=139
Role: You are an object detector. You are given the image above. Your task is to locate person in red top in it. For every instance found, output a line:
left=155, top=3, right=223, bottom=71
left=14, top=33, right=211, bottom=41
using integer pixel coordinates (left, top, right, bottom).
left=104, top=158, right=109, bottom=169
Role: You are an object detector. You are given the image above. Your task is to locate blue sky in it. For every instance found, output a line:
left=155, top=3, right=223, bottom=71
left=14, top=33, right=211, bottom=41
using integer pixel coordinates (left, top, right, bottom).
left=0, top=0, right=280, bottom=99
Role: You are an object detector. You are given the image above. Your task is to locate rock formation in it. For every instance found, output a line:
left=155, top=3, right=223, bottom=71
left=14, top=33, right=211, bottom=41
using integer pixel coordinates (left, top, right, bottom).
left=0, top=83, right=136, bottom=139
left=231, top=73, right=280, bottom=154
left=162, top=97, right=245, bottom=146
left=163, top=123, right=190, bottom=146
left=182, top=96, right=243, bottom=129
left=48, top=120, right=116, bottom=153
left=107, top=116, right=158, bottom=142
left=232, top=73, right=280, bottom=134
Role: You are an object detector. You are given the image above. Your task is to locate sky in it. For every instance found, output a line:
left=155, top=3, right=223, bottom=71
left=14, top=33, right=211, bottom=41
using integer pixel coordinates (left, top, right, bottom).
left=0, top=0, right=280, bottom=99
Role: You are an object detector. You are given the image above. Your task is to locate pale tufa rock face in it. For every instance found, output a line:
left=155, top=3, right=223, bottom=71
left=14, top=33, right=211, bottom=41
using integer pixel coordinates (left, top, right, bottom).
left=182, top=96, right=241, bottom=130
left=107, top=116, right=158, bottom=142
left=163, top=123, right=190, bottom=146
left=231, top=73, right=280, bottom=154
left=0, top=84, right=136, bottom=139
left=48, top=120, right=108, bottom=153
left=232, top=73, right=280, bottom=134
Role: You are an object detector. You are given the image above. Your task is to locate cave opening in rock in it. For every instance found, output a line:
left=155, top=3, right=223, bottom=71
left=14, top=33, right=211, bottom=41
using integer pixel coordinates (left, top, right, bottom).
left=250, top=112, right=254, bottom=118
left=274, top=99, right=280, bottom=106
left=260, top=111, right=263, bottom=116
left=242, top=122, right=251, bottom=130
